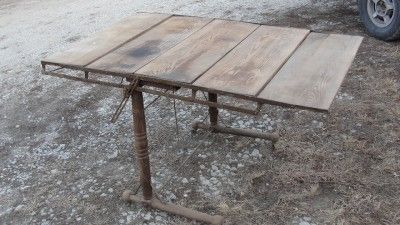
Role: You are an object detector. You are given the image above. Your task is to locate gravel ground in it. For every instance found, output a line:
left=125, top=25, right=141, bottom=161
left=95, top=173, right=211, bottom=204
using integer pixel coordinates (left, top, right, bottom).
left=1, top=0, right=399, bottom=225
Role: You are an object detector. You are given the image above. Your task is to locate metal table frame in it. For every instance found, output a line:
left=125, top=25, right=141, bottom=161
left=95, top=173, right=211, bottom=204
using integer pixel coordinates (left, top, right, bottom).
left=41, top=64, right=281, bottom=225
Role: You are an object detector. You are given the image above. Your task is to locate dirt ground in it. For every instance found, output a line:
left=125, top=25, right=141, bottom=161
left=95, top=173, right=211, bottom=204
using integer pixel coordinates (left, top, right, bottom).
left=1, top=0, right=399, bottom=224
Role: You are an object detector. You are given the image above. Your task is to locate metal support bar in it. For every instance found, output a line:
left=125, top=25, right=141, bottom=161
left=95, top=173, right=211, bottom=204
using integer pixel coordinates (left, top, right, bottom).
left=122, top=191, right=225, bottom=225
left=192, top=122, right=279, bottom=143
left=136, top=87, right=259, bottom=115
left=208, top=93, right=218, bottom=127
left=44, top=70, right=127, bottom=89
left=42, top=69, right=260, bottom=116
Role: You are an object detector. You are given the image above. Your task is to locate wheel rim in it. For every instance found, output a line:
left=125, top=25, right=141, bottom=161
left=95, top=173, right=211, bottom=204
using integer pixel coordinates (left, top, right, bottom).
left=367, top=0, right=396, bottom=28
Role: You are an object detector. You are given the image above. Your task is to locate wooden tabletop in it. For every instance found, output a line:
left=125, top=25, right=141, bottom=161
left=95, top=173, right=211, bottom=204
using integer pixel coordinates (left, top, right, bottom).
left=42, top=13, right=363, bottom=111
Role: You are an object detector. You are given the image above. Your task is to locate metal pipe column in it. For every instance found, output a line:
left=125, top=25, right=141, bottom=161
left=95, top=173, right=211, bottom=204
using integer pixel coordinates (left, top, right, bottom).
left=208, top=93, right=218, bottom=128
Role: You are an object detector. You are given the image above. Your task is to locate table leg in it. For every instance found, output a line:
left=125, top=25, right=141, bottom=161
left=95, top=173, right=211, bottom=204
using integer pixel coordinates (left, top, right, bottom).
left=192, top=92, right=279, bottom=143
left=208, top=93, right=218, bottom=128
left=123, top=90, right=225, bottom=225
left=131, top=89, right=153, bottom=200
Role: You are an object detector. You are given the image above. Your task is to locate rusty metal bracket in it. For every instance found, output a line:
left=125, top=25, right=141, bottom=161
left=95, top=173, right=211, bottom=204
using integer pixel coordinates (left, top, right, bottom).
left=43, top=70, right=127, bottom=89
left=192, top=122, right=279, bottom=143
left=192, top=92, right=278, bottom=143
left=42, top=65, right=261, bottom=116
left=135, top=86, right=261, bottom=115
left=111, top=78, right=142, bottom=123
left=122, top=190, right=225, bottom=225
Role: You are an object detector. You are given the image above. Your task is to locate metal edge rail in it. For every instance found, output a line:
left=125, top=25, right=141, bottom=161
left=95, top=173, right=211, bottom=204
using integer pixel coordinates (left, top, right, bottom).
left=41, top=67, right=262, bottom=115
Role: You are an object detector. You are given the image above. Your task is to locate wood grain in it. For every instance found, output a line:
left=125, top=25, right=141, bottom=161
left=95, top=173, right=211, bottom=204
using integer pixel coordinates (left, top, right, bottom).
left=43, top=13, right=171, bottom=67
left=86, top=16, right=211, bottom=74
left=135, top=20, right=259, bottom=83
left=258, top=33, right=363, bottom=110
left=194, top=26, right=310, bottom=96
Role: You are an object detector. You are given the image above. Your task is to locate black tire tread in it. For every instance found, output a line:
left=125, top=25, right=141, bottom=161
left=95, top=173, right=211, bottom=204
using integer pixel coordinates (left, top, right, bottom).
left=358, top=0, right=400, bottom=41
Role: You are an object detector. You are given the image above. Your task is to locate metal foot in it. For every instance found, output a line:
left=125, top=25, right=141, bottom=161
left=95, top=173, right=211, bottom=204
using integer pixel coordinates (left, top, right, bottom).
left=192, top=121, right=279, bottom=143
left=122, top=190, right=225, bottom=225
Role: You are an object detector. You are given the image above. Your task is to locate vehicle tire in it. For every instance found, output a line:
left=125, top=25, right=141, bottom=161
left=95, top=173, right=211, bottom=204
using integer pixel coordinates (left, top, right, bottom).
left=358, top=0, right=400, bottom=41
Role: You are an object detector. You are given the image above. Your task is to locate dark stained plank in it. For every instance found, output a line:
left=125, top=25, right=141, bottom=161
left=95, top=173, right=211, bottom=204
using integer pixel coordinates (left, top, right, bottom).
left=86, top=16, right=212, bottom=74
left=135, top=20, right=259, bottom=83
left=194, top=26, right=310, bottom=96
left=258, top=33, right=363, bottom=111
left=42, top=13, right=171, bottom=67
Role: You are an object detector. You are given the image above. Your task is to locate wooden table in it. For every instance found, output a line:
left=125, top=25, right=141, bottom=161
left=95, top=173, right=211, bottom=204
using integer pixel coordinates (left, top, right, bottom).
left=41, top=13, right=363, bottom=225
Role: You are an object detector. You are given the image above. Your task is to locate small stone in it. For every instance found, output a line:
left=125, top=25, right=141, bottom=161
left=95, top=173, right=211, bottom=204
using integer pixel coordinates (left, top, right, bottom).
left=169, top=193, right=176, bottom=200
left=202, top=179, right=210, bottom=186
left=237, top=163, right=244, bottom=168
left=198, top=154, right=207, bottom=159
left=251, top=149, right=260, bottom=157
left=143, top=212, right=152, bottom=220
left=14, top=205, right=25, bottom=211
left=182, top=178, right=188, bottom=184
left=107, top=150, right=118, bottom=159
left=15, top=125, right=20, bottom=128
left=108, top=188, right=114, bottom=193
left=153, top=216, right=162, bottom=221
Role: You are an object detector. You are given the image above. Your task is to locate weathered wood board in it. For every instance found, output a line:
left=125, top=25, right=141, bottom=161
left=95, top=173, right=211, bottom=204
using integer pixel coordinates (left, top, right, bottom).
left=86, top=16, right=212, bottom=74
left=42, top=14, right=363, bottom=111
left=43, top=13, right=171, bottom=67
left=135, top=20, right=259, bottom=83
left=257, top=33, right=363, bottom=110
left=194, top=26, right=310, bottom=96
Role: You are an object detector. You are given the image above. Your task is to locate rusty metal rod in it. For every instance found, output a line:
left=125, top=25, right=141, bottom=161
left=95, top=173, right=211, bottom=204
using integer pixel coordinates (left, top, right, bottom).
left=135, top=87, right=259, bottom=115
left=42, top=70, right=260, bottom=116
left=122, top=190, right=225, bottom=225
left=192, top=122, right=279, bottom=143
left=208, top=93, right=218, bottom=127
left=43, top=70, right=127, bottom=89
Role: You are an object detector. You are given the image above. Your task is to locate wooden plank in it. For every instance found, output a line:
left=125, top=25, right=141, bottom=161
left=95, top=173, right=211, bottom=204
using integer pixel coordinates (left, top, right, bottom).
left=135, top=20, right=259, bottom=83
left=86, top=16, right=212, bottom=74
left=258, top=33, right=363, bottom=111
left=42, top=13, right=171, bottom=67
left=193, top=26, right=310, bottom=96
